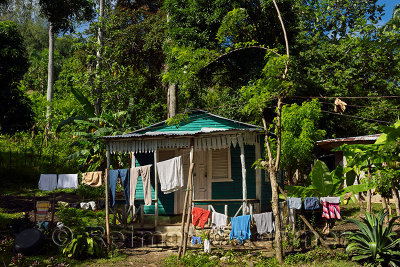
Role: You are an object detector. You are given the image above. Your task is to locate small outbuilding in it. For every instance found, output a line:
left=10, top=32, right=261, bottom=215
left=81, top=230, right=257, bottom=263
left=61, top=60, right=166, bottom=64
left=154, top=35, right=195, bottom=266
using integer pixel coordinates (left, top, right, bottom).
left=102, top=110, right=273, bottom=226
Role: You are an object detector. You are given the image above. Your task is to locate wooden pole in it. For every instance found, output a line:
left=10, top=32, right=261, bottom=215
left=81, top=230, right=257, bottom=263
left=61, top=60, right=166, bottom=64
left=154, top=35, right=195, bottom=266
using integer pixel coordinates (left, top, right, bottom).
left=182, top=139, right=195, bottom=257
left=105, top=149, right=111, bottom=249
left=178, top=162, right=195, bottom=258
left=239, top=137, right=247, bottom=215
left=154, top=149, right=159, bottom=227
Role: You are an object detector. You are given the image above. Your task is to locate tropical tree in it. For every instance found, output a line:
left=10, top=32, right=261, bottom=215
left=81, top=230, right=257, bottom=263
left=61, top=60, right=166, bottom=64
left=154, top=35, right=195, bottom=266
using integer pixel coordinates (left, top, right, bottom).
left=0, top=20, right=33, bottom=133
left=38, top=0, right=95, bottom=128
left=279, top=99, right=325, bottom=185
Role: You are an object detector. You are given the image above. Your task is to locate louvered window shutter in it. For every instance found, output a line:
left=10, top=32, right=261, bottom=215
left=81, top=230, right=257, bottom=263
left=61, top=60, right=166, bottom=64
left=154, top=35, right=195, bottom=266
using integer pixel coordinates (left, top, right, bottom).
left=212, top=148, right=230, bottom=180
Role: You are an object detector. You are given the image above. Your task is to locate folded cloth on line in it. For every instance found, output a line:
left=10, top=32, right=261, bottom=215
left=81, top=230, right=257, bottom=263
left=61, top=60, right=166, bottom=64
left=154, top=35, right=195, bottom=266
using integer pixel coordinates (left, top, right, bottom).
left=304, top=197, right=320, bottom=210
left=82, top=171, right=103, bottom=187
left=38, top=174, right=58, bottom=191
left=287, top=197, right=302, bottom=210
left=230, top=215, right=251, bottom=243
left=320, top=197, right=340, bottom=204
left=253, top=212, right=275, bottom=234
left=192, top=207, right=211, bottom=228
left=57, top=174, right=78, bottom=189
left=156, top=156, right=183, bottom=194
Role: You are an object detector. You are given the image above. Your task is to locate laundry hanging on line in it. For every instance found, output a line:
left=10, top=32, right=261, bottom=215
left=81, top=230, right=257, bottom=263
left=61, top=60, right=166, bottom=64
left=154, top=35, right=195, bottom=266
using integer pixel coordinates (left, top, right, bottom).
left=156, top=156, right=184, bottom=193
left=230, top=215, right=251, bottom=243
left=304, top=197, right=320, bottom=210
left=82, top=171, right=103, bottom=187
left=192, top=207, right=211, bottom=229
left=253, top=212, right=275, bottom=234
left=212, top=212, right=227, bottom=234
left=38, top=174, right=58, bottom=191
left=130, top=165, right=152, bottom=206
left=109, top=169, right=130, bottom=208
left=57, top=174, right=78, bottom=189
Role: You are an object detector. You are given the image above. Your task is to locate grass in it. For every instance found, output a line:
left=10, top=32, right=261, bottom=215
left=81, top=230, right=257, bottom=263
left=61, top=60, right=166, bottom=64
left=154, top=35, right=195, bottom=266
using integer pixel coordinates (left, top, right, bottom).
left=0, top=208, right=25, bottom=229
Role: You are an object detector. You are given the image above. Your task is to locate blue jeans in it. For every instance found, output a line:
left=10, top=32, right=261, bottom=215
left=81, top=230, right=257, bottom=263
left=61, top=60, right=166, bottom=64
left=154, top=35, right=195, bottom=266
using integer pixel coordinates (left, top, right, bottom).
left=109, top=169, right=130, bottom=207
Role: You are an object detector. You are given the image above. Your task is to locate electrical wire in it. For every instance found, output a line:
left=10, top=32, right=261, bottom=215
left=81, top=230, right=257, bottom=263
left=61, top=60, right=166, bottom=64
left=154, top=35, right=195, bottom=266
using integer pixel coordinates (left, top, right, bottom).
left=291, top=95, right=400, bottom=99
left=318, top=100, right=400, bottom=111
left=320, top=110, right=393, bottom=125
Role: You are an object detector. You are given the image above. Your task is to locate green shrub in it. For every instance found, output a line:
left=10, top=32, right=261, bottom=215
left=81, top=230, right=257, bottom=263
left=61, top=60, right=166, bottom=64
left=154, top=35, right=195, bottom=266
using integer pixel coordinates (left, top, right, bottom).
left=344, top=210, right=400, bottom=266
left=62, top=231, right=105, bottom=259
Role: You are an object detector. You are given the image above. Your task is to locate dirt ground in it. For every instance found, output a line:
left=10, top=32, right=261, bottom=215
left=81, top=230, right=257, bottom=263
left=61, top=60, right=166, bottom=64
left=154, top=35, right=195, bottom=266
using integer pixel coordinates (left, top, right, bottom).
left=86, top=248, right=176, bottom=267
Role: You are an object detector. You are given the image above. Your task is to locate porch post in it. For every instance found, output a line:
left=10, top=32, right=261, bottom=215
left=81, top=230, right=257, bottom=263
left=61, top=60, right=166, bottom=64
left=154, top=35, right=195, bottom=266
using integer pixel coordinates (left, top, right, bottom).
left=105, top=147, right=111, bottom=248
left=255, top=136, right=262, bottom=213
left=154, top=149, right=159, bottom=227
left=239, top=136, right=247, bottom=215
left=130, top=152, right=135, bottom=221
left=190, top=139, right=194, bottom=203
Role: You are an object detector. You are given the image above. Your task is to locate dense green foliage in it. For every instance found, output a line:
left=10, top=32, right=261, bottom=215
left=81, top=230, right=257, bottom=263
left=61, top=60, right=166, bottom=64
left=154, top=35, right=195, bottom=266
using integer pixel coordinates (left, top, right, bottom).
left=285, top=160, right=370, bottom=200
left=279, top=100, right=326, bottom=183
left=344, top=211, right=400, bottom=266
left=0, top=21, right=33, bottom=133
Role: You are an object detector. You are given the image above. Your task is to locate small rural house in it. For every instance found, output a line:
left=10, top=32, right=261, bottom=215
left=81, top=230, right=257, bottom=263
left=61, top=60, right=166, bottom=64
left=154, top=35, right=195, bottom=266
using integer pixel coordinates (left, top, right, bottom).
left=317, top=134, right=381, bottom=170
left=102, top=110, right=272, bottom=225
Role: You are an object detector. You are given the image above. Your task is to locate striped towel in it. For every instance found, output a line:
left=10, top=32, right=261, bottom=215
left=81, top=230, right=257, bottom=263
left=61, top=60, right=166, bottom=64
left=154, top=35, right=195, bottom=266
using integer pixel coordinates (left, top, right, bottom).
left=322, top=202, right=341, bottom=220
left=36, top=201, right=51, bottom=222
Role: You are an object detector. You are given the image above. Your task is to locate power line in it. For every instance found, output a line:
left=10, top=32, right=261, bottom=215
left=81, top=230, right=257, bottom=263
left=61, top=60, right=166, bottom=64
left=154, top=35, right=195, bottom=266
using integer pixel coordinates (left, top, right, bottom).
left=292, top=95, right=400, bottom=99
left=318, top=101, right=400, bottom=111
left=320, top=110, right=393, bottom=125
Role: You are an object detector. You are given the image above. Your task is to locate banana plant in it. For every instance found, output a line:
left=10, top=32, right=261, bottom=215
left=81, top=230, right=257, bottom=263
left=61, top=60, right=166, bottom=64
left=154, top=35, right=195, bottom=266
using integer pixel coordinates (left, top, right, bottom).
left=285, top=160, right=371, bottom=203
left=56, top=86, right=136, bottom=171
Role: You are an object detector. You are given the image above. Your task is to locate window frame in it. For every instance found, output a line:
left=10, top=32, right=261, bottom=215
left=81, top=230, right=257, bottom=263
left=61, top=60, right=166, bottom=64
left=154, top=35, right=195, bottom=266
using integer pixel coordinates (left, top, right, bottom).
left=209, top=147, right=233, bottom=182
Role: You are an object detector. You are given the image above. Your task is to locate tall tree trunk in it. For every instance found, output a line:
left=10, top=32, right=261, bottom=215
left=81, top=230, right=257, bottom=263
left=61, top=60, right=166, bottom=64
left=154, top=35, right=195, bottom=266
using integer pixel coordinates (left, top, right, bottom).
left=391, top=183, right=400, bottom=216
left=366, top=160, right=372, bottom=213
left=95, top=0, right=104, bottom=116
left=46, top=23, right=54, bottom=129
left=382, top=196, right=389, bottom=225
left=167, top=83, right=177, bottom=118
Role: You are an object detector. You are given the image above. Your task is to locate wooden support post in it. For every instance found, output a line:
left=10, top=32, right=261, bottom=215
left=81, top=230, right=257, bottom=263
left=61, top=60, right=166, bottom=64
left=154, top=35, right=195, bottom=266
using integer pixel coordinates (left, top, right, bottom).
left=50, top=193, right=55, bottom=225
left=130, top=152, right=136, bottom=225
left=181, top=139, right=195, bottom=258
left=154, top=150, right=159, bottom=227
left=178, top=162, right=195, bottom=258
left=105, top=149, right=111, bottom=249
left=239, top=137, right=247, bottom=215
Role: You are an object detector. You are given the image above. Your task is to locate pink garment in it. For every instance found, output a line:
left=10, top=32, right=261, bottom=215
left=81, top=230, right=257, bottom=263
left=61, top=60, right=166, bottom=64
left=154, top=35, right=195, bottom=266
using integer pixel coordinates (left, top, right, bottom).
left=322, top=201, right=340, bottom=220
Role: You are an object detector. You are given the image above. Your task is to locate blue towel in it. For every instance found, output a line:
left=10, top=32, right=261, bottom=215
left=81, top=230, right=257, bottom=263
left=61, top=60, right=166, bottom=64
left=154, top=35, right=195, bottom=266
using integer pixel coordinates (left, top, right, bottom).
left=191, top=236, right=201, bottom=245
left=229, top=215, right=251, bottom=243
left=109, top=169, right=130, bottom=207
left=304, top=197, right=320, bottom=210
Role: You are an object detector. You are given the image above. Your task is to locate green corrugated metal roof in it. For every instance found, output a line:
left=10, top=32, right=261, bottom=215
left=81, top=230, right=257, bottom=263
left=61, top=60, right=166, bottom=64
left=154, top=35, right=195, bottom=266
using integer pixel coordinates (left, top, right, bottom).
left=134, top=110, right=260, bottom=134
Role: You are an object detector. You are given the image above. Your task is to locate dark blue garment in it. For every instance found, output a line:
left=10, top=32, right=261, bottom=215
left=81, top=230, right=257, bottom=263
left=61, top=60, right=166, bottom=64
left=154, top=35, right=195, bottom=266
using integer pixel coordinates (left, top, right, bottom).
left=229, top=215, right=251, bottom=243
left=304, top=197, right=320, bottom=210
left=109, top=169, right=130, bottom=207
